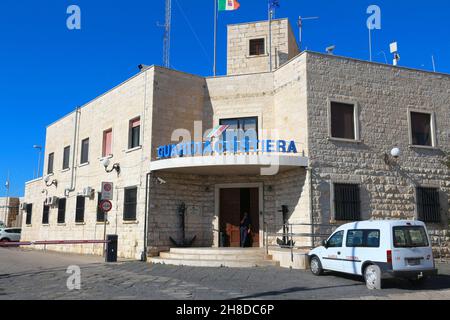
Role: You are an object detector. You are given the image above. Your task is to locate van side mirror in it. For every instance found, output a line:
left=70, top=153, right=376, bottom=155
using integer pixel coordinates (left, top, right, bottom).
left=322, top=240, right=328, bottom=248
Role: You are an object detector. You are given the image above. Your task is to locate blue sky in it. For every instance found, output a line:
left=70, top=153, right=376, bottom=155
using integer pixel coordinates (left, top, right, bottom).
left=0, top=0, right=449, bottom=196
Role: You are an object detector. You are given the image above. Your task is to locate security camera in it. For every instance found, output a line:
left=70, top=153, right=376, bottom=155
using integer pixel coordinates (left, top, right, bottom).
left=157, top=177, right=167, bottom=185
left=326, top=45, right=336, bottom=55
left=44, top=175, right=50, bottom=183
left=391, top=147, right=401, bottom=159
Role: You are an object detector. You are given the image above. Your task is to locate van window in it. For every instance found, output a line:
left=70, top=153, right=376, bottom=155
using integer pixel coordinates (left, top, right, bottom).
left=393, top=226, right=429, bottom=248
left=346, top=229, right=380, bottom=248
left=327, top=231, right=344, bottom=248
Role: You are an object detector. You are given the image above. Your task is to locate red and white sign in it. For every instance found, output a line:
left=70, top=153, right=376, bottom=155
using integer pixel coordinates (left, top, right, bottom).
left=99, top=200, right=113, bottom=213
left=101, top=182, right=113, bottom=200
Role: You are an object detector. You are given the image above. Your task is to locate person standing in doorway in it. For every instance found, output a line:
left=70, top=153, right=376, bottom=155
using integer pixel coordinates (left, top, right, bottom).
left=240, top=212, right=252, bottom=248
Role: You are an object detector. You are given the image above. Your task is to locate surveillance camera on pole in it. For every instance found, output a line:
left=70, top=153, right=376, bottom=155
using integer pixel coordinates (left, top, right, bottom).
left=390, top=42, right=400, bottom=66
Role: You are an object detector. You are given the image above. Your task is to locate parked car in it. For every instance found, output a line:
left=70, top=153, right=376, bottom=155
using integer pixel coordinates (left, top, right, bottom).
left=308, top=220, right=437, bottom=290
left=0, top=228, right=22, bottom=242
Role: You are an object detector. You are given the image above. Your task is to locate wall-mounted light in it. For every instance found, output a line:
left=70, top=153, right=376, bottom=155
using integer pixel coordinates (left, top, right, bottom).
left=102, top=158, right=121, bottom=175
left=384, top=147, right=401, bottom=165
left=44, top=175, right=58, bottom=188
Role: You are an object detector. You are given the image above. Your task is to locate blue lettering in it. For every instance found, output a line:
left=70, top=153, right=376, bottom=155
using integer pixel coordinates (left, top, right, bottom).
left=278, top=140, right=287, bottom=153
left=266, top=140, right=274, bottom=153
left=203, top=141, right=212, bottom=155
left=287, top=141, right=298, bottom=153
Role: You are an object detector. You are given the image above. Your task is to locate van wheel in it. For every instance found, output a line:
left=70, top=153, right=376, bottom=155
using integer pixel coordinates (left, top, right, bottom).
left=310, top=256, right=323, bottom=276
left=0, top=238, right=10, bottom=242
left=364, top=265, right=382, bottom=290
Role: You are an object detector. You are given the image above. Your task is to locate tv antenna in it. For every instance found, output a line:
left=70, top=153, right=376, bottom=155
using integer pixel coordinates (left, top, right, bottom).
left=157, top=0, right=172, bottom=68
left=297, top=16, right=319, bottom=52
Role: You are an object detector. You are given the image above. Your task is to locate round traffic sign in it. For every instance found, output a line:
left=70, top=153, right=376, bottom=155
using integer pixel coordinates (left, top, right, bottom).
left=103, top=183, right=112, bottom=192
left=99, top=200, right=113, bottom=213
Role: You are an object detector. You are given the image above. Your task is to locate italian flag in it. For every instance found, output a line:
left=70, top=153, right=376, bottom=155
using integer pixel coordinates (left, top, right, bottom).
left=218, top=0, right=240, bottom=11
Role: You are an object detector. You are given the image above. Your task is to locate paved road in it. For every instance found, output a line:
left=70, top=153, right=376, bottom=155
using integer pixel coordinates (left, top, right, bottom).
left=1, top=248, right=450, bottom=300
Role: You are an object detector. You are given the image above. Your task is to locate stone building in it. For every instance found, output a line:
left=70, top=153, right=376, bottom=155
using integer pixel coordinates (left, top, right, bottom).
left=0, top=197, right=21, bottom=228
left=22, top=18, right=450, bottom=260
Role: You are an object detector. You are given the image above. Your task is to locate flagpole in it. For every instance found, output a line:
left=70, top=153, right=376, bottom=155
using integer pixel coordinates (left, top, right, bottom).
left=214, top=0, right=217, bottom=76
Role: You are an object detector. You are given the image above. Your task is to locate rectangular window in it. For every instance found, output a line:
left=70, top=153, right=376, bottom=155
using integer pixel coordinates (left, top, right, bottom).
left=249, top=38, right=265, bottom=56
left=75, top=196, right=85, bottom=223
left=97, top=192, right=105, bottom=222
left=334, top=183, right=361, bottom=221
left=393, top=226, right=429, bottom=248
left=410, top=112, right=433, bottom=146
left=80, top=138, right=89, bottom=164
left=416, top=187, right=441, bottom=223
left=103, top=129, right=113, bottom=157
left=330, top=101, right=356, bottom=140
left=129, top=117, right=141, bottom=149
left=57, top=198, right=66, bottom=224
left=42, top=204, right=50, bottom=224
left=26, top=204, right=33, bottom=225
left=63, top=146, right=71, bottom=170
left=123, top=187, right=137, bottom=221
left=346, top=230, right=380, bottom=248
left=220, top=117, right=258, bottom=152
left=47, top=153, right=54, bottom=174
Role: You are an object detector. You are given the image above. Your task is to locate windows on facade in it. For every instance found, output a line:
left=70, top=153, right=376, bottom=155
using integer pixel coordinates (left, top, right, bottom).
left=123, top=187, right=137, bottom=221
left=63, top=146, right=71, bottom=170
left=80, top=138, right=89, bottom=164
left=47, top=153, right=54, bottom=175
left=103, top=129, right=113, bottom=157
left=409, top=111, right=434, bottom=147
left=333, top=183, right=361, bottom=221
left=25, top=204, right=33, bottom=225
left=249, top=38, right=265, bottom=56
left=219, top=117, right=258, bottom=151
left=75, top=196, right=85, bottom=223
left=42, top=204, right=49, bottom=225
left=329, top=101, right=358, bottom=141
left=416, top=187, right=441, bottom=223
left=57, top=198, right=66, bottom=224
left=129, top=117, right=141, bottom=149
left=97, top=192, right=105, bottom=222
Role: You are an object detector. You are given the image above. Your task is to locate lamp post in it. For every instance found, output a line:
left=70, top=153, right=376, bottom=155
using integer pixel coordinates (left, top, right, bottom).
left=4, top=173, right=10, bottom=226
left=33, top=145, right=43, bottom=178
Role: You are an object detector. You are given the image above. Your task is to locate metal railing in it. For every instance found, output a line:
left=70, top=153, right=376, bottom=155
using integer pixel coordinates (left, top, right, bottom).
left=264, top=222, right=338, bottom=262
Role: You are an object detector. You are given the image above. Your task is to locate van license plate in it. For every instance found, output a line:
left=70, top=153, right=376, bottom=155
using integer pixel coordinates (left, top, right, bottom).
left=406, top=258, right=421, bottom=266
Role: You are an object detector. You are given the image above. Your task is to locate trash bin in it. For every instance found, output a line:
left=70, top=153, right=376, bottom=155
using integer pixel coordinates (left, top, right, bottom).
left=105, top=234, right=118, bottom=263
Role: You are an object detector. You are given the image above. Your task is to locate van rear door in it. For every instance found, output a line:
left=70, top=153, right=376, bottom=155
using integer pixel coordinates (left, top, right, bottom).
left=392, top=226, right=434, bottom=271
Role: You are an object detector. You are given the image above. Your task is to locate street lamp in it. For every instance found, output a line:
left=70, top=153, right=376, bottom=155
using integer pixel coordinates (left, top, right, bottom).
left=33, top=145, right=43, bottom=178
left=102, top=158, right=121, bottom=175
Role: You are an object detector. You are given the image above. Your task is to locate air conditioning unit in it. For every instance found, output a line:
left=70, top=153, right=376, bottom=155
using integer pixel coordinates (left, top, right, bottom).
left=45, top=196, right=59, bottom=207
left=82, top=187, right=94, bottom=198
left=20, top=203, right=28, bottom=210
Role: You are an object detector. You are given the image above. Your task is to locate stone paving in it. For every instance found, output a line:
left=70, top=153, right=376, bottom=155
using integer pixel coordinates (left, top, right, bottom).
left=1, top=248, right=450, bottom=300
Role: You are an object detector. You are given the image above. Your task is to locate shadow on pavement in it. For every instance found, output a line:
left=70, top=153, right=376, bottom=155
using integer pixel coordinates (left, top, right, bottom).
left=231, top=283, right=362, bottom=300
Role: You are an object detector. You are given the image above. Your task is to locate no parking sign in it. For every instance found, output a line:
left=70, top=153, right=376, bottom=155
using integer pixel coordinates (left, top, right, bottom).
left=101, top=182, right=113, bottom=200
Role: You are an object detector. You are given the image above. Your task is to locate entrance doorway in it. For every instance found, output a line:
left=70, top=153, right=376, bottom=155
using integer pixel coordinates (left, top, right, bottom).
left=219, top=188, right=260, bottom=247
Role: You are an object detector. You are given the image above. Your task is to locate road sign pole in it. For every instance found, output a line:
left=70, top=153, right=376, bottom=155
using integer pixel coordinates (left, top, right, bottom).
left=103, top=211, right=107, bottom=257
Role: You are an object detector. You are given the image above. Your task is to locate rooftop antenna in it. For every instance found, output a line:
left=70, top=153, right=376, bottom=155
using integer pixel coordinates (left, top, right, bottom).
left=326, top=45, right=336, bottom=55
left=431, top=55, right=436, bottom=72
left=390, top=42, right=400, bottom=66
left=159, top=0, right=172, bottom=68
left=297, top=16, right=319, bottom=52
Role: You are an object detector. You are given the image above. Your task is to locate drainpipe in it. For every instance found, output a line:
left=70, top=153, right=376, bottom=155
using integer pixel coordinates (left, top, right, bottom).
left=308, top=166, right=314, bottom=247
left=66, top=107, right=80, bottom=196
left=142, top=171, right=151, bottom=261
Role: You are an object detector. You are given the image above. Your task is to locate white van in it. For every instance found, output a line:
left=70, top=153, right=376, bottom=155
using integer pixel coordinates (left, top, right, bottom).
left=308, top=220, right=438, bottom=290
